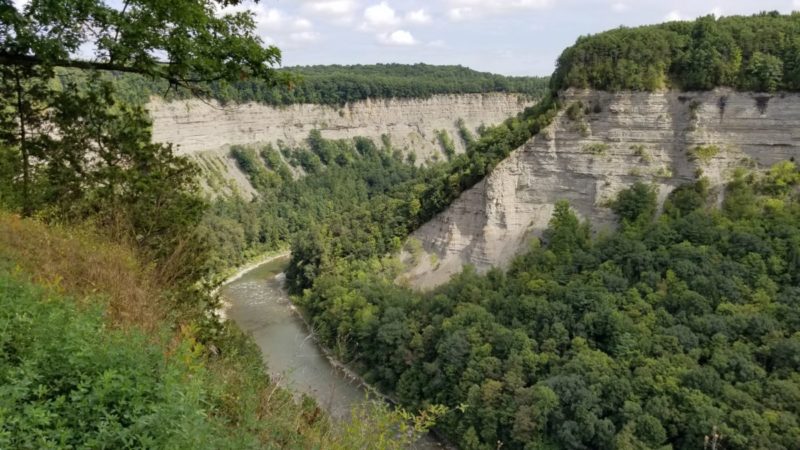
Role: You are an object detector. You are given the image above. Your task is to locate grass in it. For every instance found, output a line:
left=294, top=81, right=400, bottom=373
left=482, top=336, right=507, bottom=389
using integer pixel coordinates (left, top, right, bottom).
left=630, top=144, right=652, bottom=163
left=688, top=144, right=720, bottom=164
left=0, top=212, right=439, bottom=449
left=0, top=212, right=162, bottom=331
left=583, top=143, right=610, bottom=155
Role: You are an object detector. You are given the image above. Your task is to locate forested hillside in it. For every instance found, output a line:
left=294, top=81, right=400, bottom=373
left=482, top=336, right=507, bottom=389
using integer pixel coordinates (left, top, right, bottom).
left=0, top=213, right=433, bottom=449
left=61, top=63, right=549, bottom=106
left=295, top=165, right=800, bottom=450
left=552, top=12, right=800, bottom=92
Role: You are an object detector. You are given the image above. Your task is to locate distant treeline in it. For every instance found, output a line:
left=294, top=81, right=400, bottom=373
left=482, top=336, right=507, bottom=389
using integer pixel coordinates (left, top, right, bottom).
left=552, top=12, right=800, bottom=92
left=61, top=64, right=549, bottom=106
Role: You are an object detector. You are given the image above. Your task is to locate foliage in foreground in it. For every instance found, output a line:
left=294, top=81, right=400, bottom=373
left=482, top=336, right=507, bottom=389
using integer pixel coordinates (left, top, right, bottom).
left=0, top=213, right=438, bottom=449
left=294, top=164, right=800, bottom=449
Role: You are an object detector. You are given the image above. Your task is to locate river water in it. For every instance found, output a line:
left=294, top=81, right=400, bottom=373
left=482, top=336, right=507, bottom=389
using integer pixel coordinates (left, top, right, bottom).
left=221, top=256, right=442, bottom=448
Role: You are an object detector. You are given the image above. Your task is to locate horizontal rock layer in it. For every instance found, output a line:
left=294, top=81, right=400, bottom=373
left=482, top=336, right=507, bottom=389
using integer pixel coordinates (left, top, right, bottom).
left=403, top=89, right=800, bottom=289
left=147, top=94, right=533, bottom=197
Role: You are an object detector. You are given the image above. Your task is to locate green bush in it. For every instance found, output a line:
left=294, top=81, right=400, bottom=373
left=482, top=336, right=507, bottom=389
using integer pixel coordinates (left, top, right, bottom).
left=688, top=145, right=720, bottom=163
left=611, top=181, right=657, bottom=225
left=0, top=274, right=237, bottom=449
left=436, top=130, right=457, bottom=161
left=583, top=143, right=610, bottom=154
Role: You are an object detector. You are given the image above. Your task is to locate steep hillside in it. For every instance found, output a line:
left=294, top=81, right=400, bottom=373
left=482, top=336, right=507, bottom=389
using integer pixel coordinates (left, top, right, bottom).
left=403, top=89, right=800, bottom=288
left=0, top=213, right=432, bottom=449
left=148, top=93, right=534, bottom=197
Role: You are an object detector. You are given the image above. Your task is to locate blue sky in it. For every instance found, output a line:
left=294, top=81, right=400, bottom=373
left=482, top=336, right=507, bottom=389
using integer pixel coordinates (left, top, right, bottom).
left=220, top=0, right=800, bottom=76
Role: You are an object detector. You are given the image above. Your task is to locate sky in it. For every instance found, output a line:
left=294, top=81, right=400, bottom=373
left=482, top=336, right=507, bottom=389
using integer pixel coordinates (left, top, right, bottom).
left=219, top=0, right=800, bottom=76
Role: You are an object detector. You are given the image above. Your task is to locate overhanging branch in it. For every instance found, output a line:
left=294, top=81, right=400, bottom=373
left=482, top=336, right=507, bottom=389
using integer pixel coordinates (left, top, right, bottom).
left=0, top=52, right=226, bottom=87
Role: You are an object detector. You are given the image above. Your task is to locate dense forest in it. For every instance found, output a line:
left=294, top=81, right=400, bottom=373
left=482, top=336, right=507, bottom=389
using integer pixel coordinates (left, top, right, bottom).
left=61, top=63, right=549, bottom=107
left=203, top=133, right=422, bottom=272
left=552, top=12, right=800, bottom=92
left=294, top=165, right=800, bottom=449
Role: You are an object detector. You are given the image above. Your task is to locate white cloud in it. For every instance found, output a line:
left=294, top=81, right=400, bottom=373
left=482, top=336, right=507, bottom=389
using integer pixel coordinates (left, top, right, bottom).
left=665, top=6, right=724, bottom=22
left=217, top=3, right=318, bottom=47
left=611, top=2, right=628, bottom=13
left=303, top=0, right=358, bottom=23
left=219, top=5, right=286, bottom=29
left=364, top=2, right=400, bottom=27
left=406, top=9, right=432, bottom=24
left=795, top=0, right=800, bottom=9
left=448, top=8, right=471, bottom=21
left=378, top=29, right=417, bottom=45
left=360, top=3, right=431, bottom=32
left=290, top=31, right=321, bottom=43
left=447, top=0, right=552, bottom=21
left=260, top=9, right=286, bottom=28
left=293, top=18, right=314, bottom=30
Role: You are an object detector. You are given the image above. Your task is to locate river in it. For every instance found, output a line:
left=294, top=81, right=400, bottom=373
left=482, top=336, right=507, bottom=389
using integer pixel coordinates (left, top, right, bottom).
left=221, top=255, right=442, bottom=449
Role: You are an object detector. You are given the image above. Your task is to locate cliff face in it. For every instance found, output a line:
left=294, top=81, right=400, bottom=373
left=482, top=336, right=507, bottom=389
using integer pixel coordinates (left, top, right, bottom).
left=402, top=89, right=800, bottom=289
left=147, top=93, right=533, bottom=197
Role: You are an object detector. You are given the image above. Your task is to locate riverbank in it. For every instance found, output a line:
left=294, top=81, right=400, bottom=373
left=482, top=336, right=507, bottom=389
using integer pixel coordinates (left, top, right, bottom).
left=218, top=255, right=450, bottom=449
left=216, top=253, right=382, bottom=396
left=213, top=249, right=290, bottom=319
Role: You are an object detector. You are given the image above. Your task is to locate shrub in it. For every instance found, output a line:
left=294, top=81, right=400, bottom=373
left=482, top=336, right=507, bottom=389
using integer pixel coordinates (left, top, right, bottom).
left=436, top=130, right=457, bottom=161
left=584, top=143, right=610, bottom=155
left=688, top=145, right=720, bottom=164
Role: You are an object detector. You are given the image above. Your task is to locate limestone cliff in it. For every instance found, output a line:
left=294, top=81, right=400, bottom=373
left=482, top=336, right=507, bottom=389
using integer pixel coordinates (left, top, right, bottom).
left=402, top=89, right=800, bottom=289
left=147, top=93, right=533, bottom=197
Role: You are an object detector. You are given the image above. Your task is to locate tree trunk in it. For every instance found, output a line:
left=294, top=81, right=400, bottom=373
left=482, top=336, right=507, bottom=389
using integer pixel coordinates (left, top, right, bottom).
left=13, top=69, right=30, bottom=216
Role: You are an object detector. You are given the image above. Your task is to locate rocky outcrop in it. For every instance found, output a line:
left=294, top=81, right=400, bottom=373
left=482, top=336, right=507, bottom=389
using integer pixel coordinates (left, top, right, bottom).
left=402, top=89, right=800, bottom=289
left=147, top=93, right=533, bottom=197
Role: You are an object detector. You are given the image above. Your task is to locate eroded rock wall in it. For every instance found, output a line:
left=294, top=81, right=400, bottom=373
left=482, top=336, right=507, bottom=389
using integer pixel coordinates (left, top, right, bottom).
left=147, top=93, right=533, bottom=197
left=402, top=89, right=800, bottom=289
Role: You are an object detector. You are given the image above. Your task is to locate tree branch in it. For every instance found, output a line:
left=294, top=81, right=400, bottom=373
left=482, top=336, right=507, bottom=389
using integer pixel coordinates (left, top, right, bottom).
left=0, top=52, right=226, bottom=86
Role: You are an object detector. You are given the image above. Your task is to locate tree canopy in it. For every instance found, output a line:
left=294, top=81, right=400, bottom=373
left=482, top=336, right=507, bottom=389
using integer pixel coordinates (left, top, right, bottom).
left=62, top=63, right=550, bottom=106
left=552, top=12, right=800, bottom=92
left=1, top=0, right=282, bottom=92
left=0, top=0, right=285, bottom=283
left=292, top=166, right=800, bottom=449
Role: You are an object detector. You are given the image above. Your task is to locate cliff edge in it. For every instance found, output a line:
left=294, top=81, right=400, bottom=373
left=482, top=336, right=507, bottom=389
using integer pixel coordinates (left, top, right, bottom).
left=402, top=89, right=800, bottom=289
left=147, top=93, right=533, bottom=197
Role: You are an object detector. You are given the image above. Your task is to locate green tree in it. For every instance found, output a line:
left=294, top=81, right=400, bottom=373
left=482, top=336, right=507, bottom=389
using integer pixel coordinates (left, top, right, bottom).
left=611, top=182, right=658, bottom=227
left=0, top=0, right=284, bottom=279
left=543, top=200, right=589, bottom=254
left=744, top=52, right=784, bottom=92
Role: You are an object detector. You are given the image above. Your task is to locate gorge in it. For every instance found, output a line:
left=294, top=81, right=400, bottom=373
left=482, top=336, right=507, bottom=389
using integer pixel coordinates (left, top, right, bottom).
left=5, top=4, right=800, bottom=450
